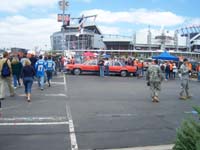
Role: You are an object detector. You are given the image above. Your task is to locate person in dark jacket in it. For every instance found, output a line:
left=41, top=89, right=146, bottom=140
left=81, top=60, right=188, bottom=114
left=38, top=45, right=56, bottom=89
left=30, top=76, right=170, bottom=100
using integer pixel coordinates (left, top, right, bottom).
left=11, top=57, right=23, bottom=88
left=21, top=59, right=35, bottom=102
left=29, top=54, right=38, bottom=71
left=98, top=58, right=104, bottom=77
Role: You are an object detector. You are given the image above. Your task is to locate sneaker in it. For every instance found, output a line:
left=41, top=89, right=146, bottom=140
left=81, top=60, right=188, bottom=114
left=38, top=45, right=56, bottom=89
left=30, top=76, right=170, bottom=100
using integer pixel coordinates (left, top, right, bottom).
left=152, top=96, right=157, bottom=102
left=27, top=97, right=31, bottom=102
left=14, top=87, right=17, bottom=89
left=153, top=96, right=159, bottom=102
left=187, top=95, right=192, bottom=99
left=0, top=98, right=5, bottom=101
left=179, top=96, right=187, bottom=100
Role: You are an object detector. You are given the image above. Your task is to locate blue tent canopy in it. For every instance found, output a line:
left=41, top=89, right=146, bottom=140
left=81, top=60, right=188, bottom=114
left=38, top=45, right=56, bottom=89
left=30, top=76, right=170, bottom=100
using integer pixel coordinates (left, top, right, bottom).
left=102, top=53, right=111, bottom=58
left=152, top=51, right=179, bottom=61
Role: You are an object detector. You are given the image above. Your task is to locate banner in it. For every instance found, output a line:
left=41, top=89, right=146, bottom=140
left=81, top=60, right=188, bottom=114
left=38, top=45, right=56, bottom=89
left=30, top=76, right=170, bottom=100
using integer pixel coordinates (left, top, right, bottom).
left=57, top=14, right=70, bottom=26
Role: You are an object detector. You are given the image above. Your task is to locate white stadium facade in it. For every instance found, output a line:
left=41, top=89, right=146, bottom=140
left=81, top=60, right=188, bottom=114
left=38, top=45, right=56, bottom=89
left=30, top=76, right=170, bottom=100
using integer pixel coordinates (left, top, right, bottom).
left=50, top=15, right=200, bottom=60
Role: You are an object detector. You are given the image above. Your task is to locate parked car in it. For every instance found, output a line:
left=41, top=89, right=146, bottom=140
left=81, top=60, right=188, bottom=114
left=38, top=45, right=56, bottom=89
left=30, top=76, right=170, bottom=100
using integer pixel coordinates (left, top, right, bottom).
left=66, top=59, right=137, bottom=77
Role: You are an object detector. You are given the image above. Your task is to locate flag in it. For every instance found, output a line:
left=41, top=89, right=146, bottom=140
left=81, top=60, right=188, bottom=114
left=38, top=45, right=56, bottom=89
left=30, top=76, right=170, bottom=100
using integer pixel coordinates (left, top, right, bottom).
left=78, top=15, right=85, bottom=34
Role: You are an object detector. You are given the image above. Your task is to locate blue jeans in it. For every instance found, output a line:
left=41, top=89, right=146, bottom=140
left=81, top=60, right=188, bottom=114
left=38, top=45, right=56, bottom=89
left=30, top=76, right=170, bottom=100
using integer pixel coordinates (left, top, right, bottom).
left=99, top=66, right=104, bottom=77
left=13, top=74, right=21, bottom=87
left=23, top=77, right=33, bottom=94
left=165, top=72, right=169, bottom=80
left=46, top=70, right=53, bottom=82
left=105, top=66, right=109, bottom=76
left=37, top=76, right=45, bottom=89
left=13, top=75, right=18, bottom=87
left=198, top=72, right=200, bottom=81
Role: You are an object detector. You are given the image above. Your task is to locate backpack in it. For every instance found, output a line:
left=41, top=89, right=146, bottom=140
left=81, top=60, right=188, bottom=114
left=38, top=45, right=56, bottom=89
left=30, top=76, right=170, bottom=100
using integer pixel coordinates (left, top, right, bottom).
left=1, top=59, right=11, bottom=77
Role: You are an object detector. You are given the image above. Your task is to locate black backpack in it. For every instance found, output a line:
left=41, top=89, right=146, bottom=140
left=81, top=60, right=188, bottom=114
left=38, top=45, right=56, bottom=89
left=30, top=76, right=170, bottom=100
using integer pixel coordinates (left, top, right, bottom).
left=1, top=59, right=11, bottom=77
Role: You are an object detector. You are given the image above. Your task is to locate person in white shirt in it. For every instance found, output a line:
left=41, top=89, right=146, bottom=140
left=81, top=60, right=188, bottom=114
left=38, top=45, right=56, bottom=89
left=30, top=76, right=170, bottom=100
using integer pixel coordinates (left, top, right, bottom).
left=172, top=63, right=178, bottom=79
left=104, top=58, right=110, bottom=76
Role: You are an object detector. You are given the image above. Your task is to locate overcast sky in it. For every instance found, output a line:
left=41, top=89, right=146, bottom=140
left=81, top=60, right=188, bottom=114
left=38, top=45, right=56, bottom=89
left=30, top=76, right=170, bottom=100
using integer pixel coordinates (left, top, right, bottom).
left=0, top=0, right=199, bottom=50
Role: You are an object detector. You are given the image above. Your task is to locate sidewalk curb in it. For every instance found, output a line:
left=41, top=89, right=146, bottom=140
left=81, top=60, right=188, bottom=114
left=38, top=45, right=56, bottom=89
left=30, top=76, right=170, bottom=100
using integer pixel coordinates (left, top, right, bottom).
left=104, top=144, right=173, bottom=150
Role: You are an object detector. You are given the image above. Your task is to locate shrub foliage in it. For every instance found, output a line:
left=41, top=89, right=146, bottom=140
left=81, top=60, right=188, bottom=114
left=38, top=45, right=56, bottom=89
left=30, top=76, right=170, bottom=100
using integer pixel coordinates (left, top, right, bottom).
left=173, top=106, right=200, bottom=150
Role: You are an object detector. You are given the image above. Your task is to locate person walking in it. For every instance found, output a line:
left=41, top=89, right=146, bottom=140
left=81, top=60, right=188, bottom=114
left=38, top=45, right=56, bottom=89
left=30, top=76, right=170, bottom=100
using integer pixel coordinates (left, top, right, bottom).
left=11, top=57, right=23, bottom=89
left=179, top=58, right=191, bottom=100
left=104, top=58, right=110, bottom=76
left=35, top=55, right=46, bottom=90
left=29, top=53, right=38, bottom=71
left=146, top=59, right=164, bottom=103
left=21, top=59, right=35, bottom=102
left=172, top=63, right=178, bottom=79
left=196, top=63, right=200, bottom=81
left=0, top=52, right=15, bottom=100
left=98, top=58, right=104, bottom=77
left=45, top=55, right=55, bottom=87
left=165, top=62, right=170, bottom=80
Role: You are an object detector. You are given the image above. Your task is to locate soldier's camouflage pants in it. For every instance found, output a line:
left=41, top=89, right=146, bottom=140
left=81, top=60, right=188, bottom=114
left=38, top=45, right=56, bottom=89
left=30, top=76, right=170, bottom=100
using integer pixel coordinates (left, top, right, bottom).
left=180, top=79, right=190, bottom=97
left=149, top=81, right=161, bottom=98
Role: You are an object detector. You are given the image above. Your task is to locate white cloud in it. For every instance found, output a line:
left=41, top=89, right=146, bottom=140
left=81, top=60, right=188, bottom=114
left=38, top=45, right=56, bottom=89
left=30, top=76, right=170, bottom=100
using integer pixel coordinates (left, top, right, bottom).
left=81, top=9, right=185, bottom=27
left=0, top=0, right=58, bottom=12
left=0, top=14, right=61, bottom=49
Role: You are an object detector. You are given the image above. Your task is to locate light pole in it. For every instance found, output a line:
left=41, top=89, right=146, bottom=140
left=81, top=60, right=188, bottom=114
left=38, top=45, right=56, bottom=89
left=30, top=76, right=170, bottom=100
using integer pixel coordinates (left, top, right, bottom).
left=58, top=0, right=69, bottom=52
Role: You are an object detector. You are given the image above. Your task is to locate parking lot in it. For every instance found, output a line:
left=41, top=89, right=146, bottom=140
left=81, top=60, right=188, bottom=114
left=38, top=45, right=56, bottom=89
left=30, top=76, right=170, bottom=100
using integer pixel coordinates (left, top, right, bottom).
left=0, top=74, right=199, bottom=150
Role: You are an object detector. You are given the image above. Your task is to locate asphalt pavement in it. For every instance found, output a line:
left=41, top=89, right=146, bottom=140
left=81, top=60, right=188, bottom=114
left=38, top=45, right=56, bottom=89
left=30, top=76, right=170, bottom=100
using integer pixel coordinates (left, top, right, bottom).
left=0, top=74, right=199, bottom=150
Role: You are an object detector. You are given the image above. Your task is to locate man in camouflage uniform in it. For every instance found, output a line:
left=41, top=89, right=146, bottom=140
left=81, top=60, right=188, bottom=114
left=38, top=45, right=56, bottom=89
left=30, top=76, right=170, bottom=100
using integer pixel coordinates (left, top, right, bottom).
left=146, top=59, right=163, bottom=102
left=179, top=58, right=191, bottom=100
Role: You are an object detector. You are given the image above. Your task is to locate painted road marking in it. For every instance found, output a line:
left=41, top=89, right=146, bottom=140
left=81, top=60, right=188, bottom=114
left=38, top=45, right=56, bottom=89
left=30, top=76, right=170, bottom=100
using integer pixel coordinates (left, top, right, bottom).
left=0, top=116, right=67, bottom=121
left=105, top=144, right=173, bottom=150
left=0, top=121, right=69, bottom=126
left=64, top=75, right=78, bottom=150
left=97, top=114, right=137, bottom=117
left=18, top=93, right=66, bottom=97
left=0, top=116, right=69, bottom=126
left=33, top=81, right=65, bottom=85
left=44, top=93, right=66, bottom=96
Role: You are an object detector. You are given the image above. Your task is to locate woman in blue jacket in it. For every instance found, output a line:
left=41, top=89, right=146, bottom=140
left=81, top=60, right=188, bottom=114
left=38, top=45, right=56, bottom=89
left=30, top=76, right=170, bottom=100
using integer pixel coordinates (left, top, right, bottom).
left=21, top=59, right=35, bottom=102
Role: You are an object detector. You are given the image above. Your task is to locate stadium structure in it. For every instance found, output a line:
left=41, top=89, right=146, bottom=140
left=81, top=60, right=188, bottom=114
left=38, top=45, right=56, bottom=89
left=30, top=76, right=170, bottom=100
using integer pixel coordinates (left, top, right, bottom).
left=50, top=13, right=200, bottom=59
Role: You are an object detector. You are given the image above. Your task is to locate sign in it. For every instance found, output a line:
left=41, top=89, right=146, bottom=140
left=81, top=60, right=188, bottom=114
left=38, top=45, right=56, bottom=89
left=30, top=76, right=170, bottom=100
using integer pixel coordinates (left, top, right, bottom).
left=57, top=14, right=70, bottom=26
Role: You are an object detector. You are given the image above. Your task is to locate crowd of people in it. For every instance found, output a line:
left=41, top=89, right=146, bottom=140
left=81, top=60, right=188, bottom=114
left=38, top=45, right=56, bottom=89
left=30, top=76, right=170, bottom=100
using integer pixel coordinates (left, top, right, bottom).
left=146, top=58, right=199, bottom=103
left=91, top=55, right=199, bottom=103
left=91, top=56, right=199, bottom=80
left=0, top=51, right=199, bottom=107
left=0, top=51, right=60, bottom=106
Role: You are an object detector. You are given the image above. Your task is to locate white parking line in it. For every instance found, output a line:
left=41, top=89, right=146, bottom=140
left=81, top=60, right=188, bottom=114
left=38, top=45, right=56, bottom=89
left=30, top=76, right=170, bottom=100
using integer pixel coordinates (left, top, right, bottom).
left=0, top=121, right=69, bottom=126
left=44, top=93, right=66, bottom=96
left=0, top=116, right=69, bottom=126
left=0, top=116, right=67, bottom=121
left=64, top=75, right=78, bottom=150
left=33, top=81, right=65, bottom=85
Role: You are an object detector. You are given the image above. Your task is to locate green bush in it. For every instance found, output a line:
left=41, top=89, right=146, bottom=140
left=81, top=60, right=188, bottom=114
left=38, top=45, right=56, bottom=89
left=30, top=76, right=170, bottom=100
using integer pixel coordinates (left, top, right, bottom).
left=173, top=106, right=200, bottom=150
